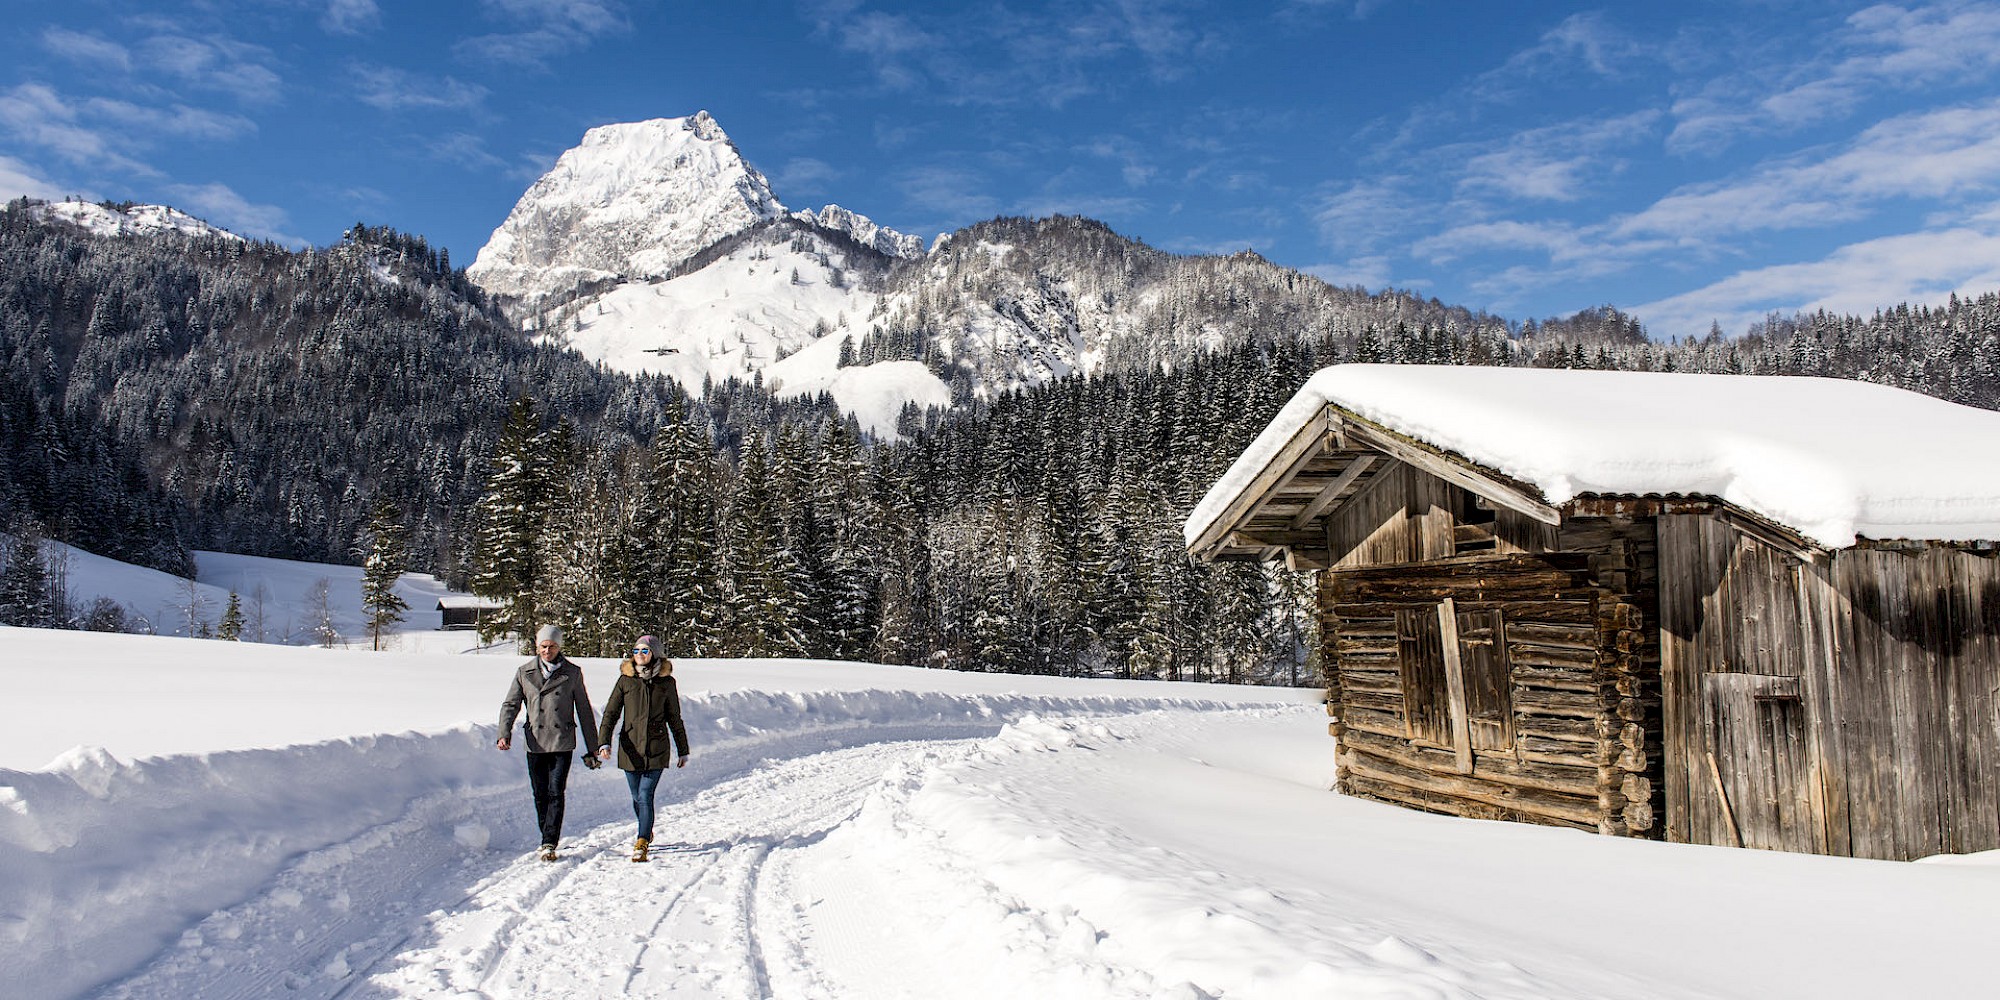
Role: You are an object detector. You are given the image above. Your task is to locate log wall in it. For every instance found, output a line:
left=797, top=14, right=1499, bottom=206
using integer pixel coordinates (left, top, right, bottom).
left=1323, top=546, right=1662, bottom=837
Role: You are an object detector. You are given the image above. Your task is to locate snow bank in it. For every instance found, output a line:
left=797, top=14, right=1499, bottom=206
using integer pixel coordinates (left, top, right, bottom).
left=1187, top=364, right=2000, bottom=549
left=0, top=685, right=1266, bottom=1000
left=808, top=709, right=2000, bottom=999
left=0, top=626, right=1308, bottom=771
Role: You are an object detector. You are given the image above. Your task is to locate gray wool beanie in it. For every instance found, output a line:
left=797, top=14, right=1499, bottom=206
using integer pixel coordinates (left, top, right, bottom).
left=536, top=624, right=563, bottom=645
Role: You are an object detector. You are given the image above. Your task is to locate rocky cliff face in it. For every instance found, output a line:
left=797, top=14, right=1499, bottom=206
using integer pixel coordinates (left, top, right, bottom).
left=467, top=112, right=788, bottom=311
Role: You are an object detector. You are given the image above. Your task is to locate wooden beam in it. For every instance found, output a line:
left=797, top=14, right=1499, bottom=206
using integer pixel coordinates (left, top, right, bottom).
left=1185, top=409, right=1331, bottom=556
left=1246, top=426, right=1335, bottom=526
left=1330, top=410, right=1562, bottom=526
left=1289, top=454, right=1376, bottom=530
left=1561, top=495, right=1828, bottom=562
left=1227, top=529, right=1335, bottom=551
left=1438, top=598, right=1475, bottom=776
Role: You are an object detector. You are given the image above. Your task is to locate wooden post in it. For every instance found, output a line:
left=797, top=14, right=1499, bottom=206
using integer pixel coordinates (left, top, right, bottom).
left=1705, top=751, right=1744, bottom=848
left=1438, top=598, right=1474, bottom=775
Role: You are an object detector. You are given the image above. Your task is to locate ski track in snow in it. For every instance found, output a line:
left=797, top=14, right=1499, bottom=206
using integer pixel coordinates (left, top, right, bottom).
left=85, top=723, right=984, bottom=1000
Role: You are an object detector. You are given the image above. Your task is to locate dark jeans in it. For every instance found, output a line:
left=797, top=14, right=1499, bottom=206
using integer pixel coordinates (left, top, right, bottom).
left=626, top=767, right=664, bottom=842
left=525, top=751, right=573, bottom=847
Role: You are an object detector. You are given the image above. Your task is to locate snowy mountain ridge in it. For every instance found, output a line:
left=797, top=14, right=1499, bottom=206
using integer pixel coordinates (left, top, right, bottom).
left=463, top=111, right=1505, bottom=432
left=792, top=204, right=925, bottom=260
left=24, top=200, right=242, bottom=241
left=466, top=112, right=790, bottom=309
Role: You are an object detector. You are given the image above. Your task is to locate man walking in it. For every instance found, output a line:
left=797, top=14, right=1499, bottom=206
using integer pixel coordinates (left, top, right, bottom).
left=497, top=624, right=598, bottom=860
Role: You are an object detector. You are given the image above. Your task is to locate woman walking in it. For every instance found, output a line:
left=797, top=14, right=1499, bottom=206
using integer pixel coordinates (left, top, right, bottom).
left=596, top=635, right=689, bottom=862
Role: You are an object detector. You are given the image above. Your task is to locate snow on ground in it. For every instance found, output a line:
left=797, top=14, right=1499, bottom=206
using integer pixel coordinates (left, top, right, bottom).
left=1187, top=363, right=2000, bottom=549
left=39, top=542, right=457, bottom=640
left=764, top=325, right=952, bottom=438
left=2, top=626, right=1992, bottom=1000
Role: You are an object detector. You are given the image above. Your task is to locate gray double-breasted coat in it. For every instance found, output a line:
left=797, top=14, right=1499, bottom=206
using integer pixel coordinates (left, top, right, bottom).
left=498, top=655, right=598, bottom=753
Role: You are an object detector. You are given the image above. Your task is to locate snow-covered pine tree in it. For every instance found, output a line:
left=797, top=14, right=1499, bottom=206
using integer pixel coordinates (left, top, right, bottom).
left=361, top=499, right=410, bottom=651
left=719, top=440, right=809, bottom=655
left=471, top=398, right=549, bottom=647
left=814, top=420, right=880, bottom=661
left=0, top=533, right=55, bottom=628
left=642, top=413, right=725, bottom=654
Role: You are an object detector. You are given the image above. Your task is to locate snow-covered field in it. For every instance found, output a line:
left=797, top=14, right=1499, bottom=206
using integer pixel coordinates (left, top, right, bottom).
left=42, top=541, right=456, bottom=640
left=2, top=626, right=1993, bottom=1000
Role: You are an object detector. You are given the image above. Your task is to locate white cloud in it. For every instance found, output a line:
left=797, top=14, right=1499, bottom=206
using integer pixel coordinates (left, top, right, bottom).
left=137, top=34, right=283, bottom=106
left=162, top=182, right=304, bottom=245
left=1304, top=256, right=1392, bottom=290
left=0, top=81, right=263, bottom=179
left=457, top=0, right=632, bottom=68
left=774, top=157, right=839, bottom=195
left=1668, top=1, right=2000, bottom=152
left=1457, top=111, right=1659, bottom=203
left=1620, top=99, right=2000, bottom=242
left=1311, top=179, right=1419, bottom=254
left=352, top=65, right=488, bottom=112
left=897, top=165, right=1000, bottom=220
left=804, top=0, right=1217, bottom=107
left=41, top=28, right=132, bottom=72
left=84, top=99, right=255, bottom=141
left=0, top=84, right=154, bottom=174
left=322, top=0, right=382, bottom=35
left=0, top=155, right=76, bottom=202
left=424, top=132, right=506, bottom=171
left=1631, top=218, right=2000, bottom=339
left=1414, top=220, right=1590, bottom=264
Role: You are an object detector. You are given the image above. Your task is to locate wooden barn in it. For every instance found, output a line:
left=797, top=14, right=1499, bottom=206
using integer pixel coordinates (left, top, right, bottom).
left=436, top=595, right=505, bottom=631
left=1185, top=364, right=2000, bottom=860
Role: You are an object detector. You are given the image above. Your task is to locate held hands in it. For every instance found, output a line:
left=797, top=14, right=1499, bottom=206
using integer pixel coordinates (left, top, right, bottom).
left=598, top=746, right=612, bottom=762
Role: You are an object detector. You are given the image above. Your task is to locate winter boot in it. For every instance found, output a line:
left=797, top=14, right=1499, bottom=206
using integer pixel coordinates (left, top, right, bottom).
left=632, top=837, right=649, bottom=863
left=540, top=843, right=558, bottom=862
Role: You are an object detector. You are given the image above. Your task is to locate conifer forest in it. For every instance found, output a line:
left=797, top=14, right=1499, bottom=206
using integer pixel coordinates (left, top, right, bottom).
left=8, top=200, right=2000, bottom=683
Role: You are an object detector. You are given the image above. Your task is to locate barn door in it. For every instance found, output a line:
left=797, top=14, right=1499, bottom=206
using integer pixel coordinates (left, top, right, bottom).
left=1456, top=609, right=1515, bottom=752
left=1702, top=674, right=1825, bottom=853
left=1397, top=602, right=1515, bottom=772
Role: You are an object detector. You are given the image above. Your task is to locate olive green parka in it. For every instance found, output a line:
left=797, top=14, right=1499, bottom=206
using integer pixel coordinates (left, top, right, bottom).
left=596, top=656, right=689, bottom=771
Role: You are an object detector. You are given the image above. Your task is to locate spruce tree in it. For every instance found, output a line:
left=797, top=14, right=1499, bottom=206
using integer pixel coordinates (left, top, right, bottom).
left=361, top=499, right=410, bottom=650
left=217, top=591, right=244, bottom=641
left=0, top=535, right=54, bottom=628
left=471, top=398, right=548, bottom=646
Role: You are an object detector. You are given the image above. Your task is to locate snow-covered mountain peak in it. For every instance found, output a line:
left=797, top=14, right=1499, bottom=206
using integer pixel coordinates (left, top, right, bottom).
left=24, top=200, right=242, bottom=241
left=468, top=112, right=787, bottom=310
left=794, top=204, right=925, bottom=260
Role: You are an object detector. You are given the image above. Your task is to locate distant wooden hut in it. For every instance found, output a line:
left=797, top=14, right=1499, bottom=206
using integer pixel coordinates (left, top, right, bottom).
left=436, top=595, right=504, bottom=632
left=1186, top=364, right=2000, bottom=860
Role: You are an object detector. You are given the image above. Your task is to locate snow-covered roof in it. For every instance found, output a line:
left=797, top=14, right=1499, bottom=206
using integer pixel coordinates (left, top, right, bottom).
left=436, top=595, right=505, bottom=610
left=1185, top=364, right=2000, bottom=551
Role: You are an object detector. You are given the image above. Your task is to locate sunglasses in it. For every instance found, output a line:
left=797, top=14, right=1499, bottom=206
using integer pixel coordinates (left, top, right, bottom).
left=632, top=648, right=652, bottom=655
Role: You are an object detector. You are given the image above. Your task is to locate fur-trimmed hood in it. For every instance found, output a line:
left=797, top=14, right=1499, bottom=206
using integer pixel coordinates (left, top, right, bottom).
left=619, top=655, right=675, bottom=679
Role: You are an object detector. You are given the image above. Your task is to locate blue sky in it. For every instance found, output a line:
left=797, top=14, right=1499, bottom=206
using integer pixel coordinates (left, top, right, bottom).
left=6, top=1, right=2000, bottom=338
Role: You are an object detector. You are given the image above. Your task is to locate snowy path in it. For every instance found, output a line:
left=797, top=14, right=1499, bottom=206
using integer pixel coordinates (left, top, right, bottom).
left=28, top=696, right=1995, bottom=1000
left=83, top=728, right=990, bottom=1000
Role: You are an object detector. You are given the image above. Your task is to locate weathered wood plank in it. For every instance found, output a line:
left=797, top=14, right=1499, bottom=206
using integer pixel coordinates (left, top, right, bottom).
left=1341, top=774, right=1600, bottom=832
left=1341, top=748, right=1602, bottom=826
left=1290, top=454, right=1376, bottom=531
left=1438, top=599, right=1475, bottom=774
